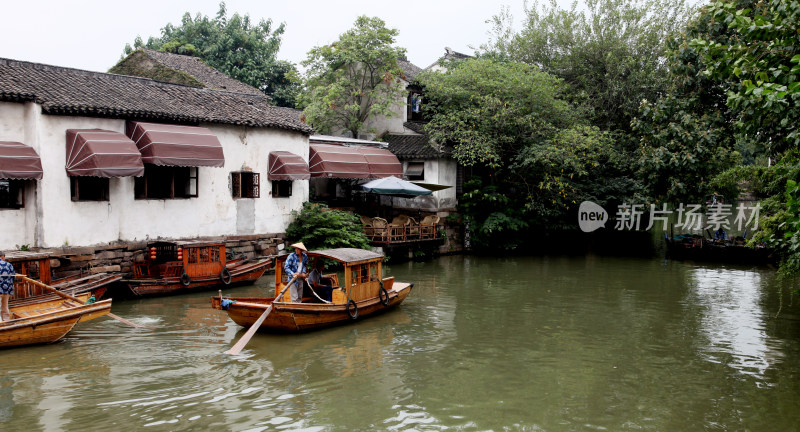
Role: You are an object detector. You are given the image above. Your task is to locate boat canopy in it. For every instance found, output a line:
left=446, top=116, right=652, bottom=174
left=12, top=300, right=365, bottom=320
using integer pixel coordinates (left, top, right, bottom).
left=306, top=248, right=383, bottom=264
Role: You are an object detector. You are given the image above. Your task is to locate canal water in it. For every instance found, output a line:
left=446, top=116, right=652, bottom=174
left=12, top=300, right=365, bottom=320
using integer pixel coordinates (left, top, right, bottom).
left=1, top=255, right=799, bottom=431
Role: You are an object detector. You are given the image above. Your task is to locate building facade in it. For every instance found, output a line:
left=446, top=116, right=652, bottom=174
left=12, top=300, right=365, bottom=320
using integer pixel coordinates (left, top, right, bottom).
left=0, top=57, right=313, bottom=250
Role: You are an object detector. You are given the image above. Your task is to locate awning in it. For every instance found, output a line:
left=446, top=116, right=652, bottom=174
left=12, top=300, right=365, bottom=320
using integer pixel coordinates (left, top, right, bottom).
left=0, top=141, right=43, bottom=179
left=126, top=121, right=224, bottom=167
left=411, top=181, right=452, bottom=191
left=309, top=144, right=401, bottom=179
left=268, top=151, right=310, bottom=180
left=65, top=129, right=144, bottom=177
left=357, top=146, right=403, bottom=178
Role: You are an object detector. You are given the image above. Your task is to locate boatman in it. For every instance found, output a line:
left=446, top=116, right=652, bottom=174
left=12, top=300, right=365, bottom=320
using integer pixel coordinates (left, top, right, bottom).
left=284, top=242, right=308, bottom=302
left=0, top=251, right=14, bottom=321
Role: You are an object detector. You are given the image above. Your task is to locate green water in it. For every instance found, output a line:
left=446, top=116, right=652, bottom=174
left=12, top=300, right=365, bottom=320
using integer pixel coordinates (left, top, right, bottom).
left=1, top=255, right=799, bottom=431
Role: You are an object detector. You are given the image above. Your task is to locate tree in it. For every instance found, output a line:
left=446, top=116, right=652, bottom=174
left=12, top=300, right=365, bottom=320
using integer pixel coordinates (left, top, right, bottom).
left=481, top=0, right=693, bottom=133
left=419, top=58, right=574, bottom=168
left=631, top=2, right=743, bottom=204
left=121, top=2, right=299, bottom=107
left=689, top=0, right=800, bottom=156
left=285, top=202, right=370, bottom=250
left=419, top=58, right=636, bottom=242
left=298, top=16, right=407, bottom=137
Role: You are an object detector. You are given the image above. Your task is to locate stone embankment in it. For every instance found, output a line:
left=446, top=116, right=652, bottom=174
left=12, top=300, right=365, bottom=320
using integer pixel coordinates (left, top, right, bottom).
left=36, top=234, right=286, bottom=280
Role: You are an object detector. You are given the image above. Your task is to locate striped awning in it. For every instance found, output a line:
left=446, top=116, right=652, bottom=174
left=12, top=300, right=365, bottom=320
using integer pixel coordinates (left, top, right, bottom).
left=126, top=121, right=224, bottom=167
left=65, top=129, right=144, bottom=177
left=309, top=144, right=401, bottom=179
left=0, top=141, right=43, bottom=180
left=357, top=146, right=403, bottom=178
left=268, top=151, right=310, bottom=180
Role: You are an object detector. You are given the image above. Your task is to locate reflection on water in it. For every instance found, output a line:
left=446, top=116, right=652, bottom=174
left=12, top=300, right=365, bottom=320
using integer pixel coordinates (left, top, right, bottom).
left=689, top=268, right=782, bottom=381
left=0, top=255, right=799, bottom=431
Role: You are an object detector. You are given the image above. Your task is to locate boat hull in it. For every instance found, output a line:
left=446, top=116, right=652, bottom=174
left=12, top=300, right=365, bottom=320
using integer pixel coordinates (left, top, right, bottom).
left=0, top=294, right=112, bottom=348
left=125, top=258, right=270, bottom=297
left=212, top=282, right=413, bottom=332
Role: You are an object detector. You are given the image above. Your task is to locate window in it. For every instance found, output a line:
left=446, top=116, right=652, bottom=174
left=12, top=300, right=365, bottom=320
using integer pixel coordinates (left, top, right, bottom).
left=134, top=165, right=198, bottom=200
left=0, top=179, right=24, bottom=209
left=272, top=180, right=292, bottom=197
left=231, top=172, right=260, bottom=198
left=408, top=92, right=423, bottom=121
left=405, top=162, right=425, bottom=181
left=70, top=177, right=109, bottom=201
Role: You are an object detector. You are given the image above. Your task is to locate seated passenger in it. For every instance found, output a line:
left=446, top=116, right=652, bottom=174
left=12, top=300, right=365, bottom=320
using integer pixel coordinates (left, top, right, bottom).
left=307, top=261, right=333, bottom=302
left=714, top=228, right=728, bottom=241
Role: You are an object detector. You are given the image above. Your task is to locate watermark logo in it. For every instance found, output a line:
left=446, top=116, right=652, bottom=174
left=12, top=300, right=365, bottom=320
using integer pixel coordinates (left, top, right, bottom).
left=578, top=201, right=608, bottom=232
left=576, top=201, right=761, bottom=233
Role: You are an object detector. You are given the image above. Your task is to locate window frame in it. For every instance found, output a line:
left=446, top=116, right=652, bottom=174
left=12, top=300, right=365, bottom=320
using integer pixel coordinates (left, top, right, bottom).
left=134, top=165, right=199, bottom=200
left=70, top=176, right=110, bottom=202
left=0, top=179, right=25, bottom=209
left=271, top=180, right=293, bottom=198
left=231, top=171, right=260, bottom=199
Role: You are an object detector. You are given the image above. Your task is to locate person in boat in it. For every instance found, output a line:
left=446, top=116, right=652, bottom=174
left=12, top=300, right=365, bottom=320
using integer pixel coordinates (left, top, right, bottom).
left=284, top=242, right=308, bottom=302
left=0, top=251, right=14, bottom=321
left=714, top=228, right=728, bottom=242
left=307, top=260, right=333, bottom=302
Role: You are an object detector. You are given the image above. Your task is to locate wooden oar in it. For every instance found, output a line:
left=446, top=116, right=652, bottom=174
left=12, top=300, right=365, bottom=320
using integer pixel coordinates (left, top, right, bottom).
left=225, top=274, right=299, bottom=355
left=15, top=275, right=150, bottom=329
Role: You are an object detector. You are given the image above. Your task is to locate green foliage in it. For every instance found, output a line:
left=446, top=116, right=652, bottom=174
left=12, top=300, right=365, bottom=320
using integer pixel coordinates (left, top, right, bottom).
left=418, top=58, right=574, bottom=168
left=121, top=2, right=299, bottom=107
left=689, top=0, right=800, bottom=154
left=631, top=1, right=745, bottom=204
left=285, top=202, right=370, bottom=250
left=457, top=179, right=530, bottom=250
left=482, top=0, right=693, bottom=133
left=707, top=165, right=767, bottom=202
left=298, top=16, right=407, bottom=137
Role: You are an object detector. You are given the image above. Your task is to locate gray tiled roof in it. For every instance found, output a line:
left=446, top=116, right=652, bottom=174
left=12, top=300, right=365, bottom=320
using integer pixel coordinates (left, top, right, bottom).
left=0, top=57, right=313, bottom=134
left=137, top=50, right=266, bottom=97
left=398, top=58, right=423, bottom=82
left=385, top=122, right=450, bottom=159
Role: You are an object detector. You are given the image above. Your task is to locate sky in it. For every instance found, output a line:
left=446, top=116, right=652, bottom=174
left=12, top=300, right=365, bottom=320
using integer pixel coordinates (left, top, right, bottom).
left=0, top=0, right=532, bottom=73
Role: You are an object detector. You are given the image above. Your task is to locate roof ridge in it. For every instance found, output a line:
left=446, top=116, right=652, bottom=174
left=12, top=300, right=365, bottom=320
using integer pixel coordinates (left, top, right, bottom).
left=0, top=56, right=270, bottom=99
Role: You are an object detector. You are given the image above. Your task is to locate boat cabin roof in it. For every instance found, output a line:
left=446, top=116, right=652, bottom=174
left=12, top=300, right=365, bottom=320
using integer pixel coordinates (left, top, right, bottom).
left=4, top=251, right=52, bottom=262
left=148, top=240, right=224, bottom=248
left=279, top=248, right=383, bottom=265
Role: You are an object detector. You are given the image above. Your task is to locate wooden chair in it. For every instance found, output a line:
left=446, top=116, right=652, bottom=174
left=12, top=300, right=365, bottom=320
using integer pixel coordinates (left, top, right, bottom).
left=360, top=215, right=374, bottom=239
left=389, top=215, right=411, bottom=241
left=371, top=217, right=389, bottom=242
left=408, top=217, right=420, bottom=238
left=420, top=215, right=440, bottom=239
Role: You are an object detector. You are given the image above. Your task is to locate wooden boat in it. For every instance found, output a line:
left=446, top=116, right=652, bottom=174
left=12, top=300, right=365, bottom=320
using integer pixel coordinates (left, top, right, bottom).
left=6, top=251, right=121, bottom=305
left=211, top=248, right=413, bottom=332
left=0, top=292, right=112, bottom=348
left=664, top=233, right=775, bottom=265
left=123, top=240, right=272, bottom=296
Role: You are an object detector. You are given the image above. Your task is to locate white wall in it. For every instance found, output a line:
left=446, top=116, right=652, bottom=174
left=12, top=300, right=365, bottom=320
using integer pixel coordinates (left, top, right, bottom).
left=0, top=101, right=309, bottom=249
left=0, top=102, right=38, bottom=248
left=395, top=158, right=458, bottom=211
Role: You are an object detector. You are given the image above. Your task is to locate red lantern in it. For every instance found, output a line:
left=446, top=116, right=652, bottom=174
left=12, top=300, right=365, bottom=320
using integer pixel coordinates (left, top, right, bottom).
left=177, top=247, right=183, bottom=261
left=149, top=247, right=157, bottom=260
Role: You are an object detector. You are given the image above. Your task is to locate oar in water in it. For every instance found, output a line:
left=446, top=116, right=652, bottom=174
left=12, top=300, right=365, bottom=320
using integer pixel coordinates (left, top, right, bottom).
left=15, top=275, right=150, bottom=329
left=225, top=273, right=299, bottom=355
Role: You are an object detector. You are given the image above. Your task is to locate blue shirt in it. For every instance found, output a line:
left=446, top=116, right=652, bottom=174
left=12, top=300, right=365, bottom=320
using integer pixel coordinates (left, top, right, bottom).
left=283, top=252, right=307, bottom=281
left=0, top=259, right=14, bottom=294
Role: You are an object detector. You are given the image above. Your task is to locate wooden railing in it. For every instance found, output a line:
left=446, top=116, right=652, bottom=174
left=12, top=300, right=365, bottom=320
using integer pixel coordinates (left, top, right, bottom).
left=364, top=223, right=444, bottom=244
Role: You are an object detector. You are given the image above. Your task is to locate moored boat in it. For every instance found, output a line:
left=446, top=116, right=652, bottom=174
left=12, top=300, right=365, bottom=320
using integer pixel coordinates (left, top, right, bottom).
left=0, top=292, right=112, bottom=348
left=6, top=251, right=121, bottom=305
left=123, top=240, right=272, bottom=296
left=664, top=233, right=775, bottom=265
left=211, top=248, right=413, bottom=332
